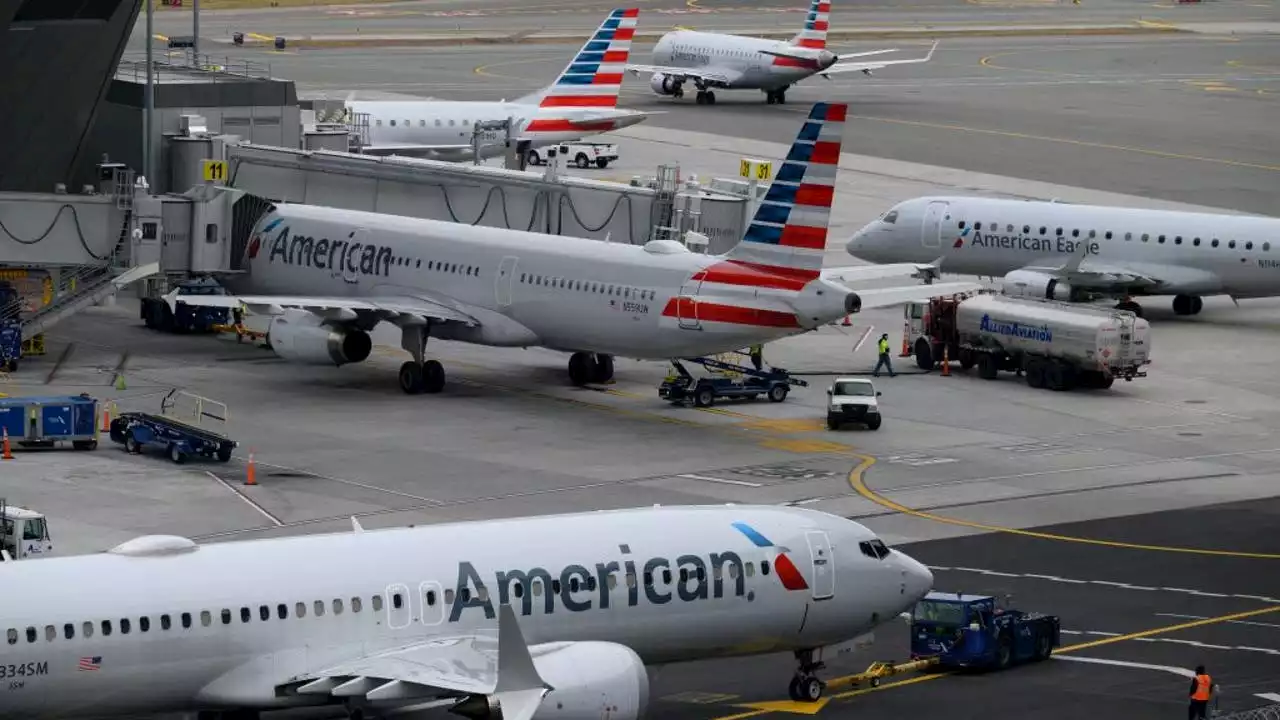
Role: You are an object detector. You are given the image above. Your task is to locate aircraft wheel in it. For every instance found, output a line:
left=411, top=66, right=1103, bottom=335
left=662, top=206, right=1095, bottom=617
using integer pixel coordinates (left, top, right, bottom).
left=568, top=352, right=592, bottom=386
left=788, top=676, right=802, bottom=701
left=423, top=360, right=446, bottom=394
left=798, top=676, right=824, bottom=702
left=398, top=361, right=425, bottom=395
left=695, top=91, right=707, bottom=105
left=590, top=354, right=614, bottom=383
left=706, top=91, right=717, bottom=104
left=777, top=89, right=787, bottom=104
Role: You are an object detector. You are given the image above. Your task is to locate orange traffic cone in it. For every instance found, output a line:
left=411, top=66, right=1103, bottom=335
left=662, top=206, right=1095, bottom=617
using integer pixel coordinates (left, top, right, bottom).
left=841, top=315, right=852, bottom=327
left=2, top=427, right=12, bottom=460
left=245, top=451, right=257, bottom=486
left=101, top=405, right=111, bottom=433
left=940, top=345, right=951, bottom=376
left=899, top=322, right=912, bottom=357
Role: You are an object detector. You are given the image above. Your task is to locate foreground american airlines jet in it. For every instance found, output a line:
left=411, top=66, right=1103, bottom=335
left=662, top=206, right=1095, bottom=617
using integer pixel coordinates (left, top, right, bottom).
left=847, top=196, right=1280, bottom=317
left=625, top=0, right=937, bottom=105
left=0, top=505, right=934, bottom=720
left=168, top=103, right=977, bottom=394
left=348, top=9, right=647, bottom=160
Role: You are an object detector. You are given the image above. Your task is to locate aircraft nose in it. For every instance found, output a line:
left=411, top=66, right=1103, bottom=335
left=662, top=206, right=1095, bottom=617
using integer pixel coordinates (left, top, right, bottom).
left=898, top=551, right=934, bottom=600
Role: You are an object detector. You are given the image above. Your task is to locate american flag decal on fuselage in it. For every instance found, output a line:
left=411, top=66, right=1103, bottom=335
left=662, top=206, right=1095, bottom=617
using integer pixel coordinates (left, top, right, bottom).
left=78, top=656, right=102, bottom=671
left=526, top=8, right=639, bottom=132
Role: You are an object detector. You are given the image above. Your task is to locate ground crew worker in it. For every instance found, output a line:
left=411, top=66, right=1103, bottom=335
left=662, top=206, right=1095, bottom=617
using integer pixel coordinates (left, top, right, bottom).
left=1188, top=665, right=1213, bottom=719
left=873, top=333, right=896, bottom=377
left=749, top=344, right=764, bottom=371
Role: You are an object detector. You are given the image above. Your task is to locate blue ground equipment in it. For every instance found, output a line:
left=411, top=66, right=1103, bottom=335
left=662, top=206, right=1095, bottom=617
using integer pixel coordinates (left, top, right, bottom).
left=108, top=390, right=237, bottom=464
left=0, top=395, right=101, bottom=450
left=140, top=277, right=230, bottom=333
left=910, top=591, right=1060, bottom=669
left=0, top=283, right=22, bottom=372
left=659, top=355, right=808, bottom=408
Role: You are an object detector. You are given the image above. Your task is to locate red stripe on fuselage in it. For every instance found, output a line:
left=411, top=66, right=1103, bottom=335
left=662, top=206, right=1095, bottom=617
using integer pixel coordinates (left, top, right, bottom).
left=539, top=95, right=620, bottom=108
left=525, top=118, right=617, bottom=132
left=661, top=298, right=799, bottom=328
left=772, top=55, right=820, bottom=69
left=692, top=260, right=809, bottom=291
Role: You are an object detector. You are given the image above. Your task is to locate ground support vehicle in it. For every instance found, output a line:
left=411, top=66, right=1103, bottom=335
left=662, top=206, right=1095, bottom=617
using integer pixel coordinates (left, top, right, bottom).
left=909, top=591, right=1060, bottom=670
left=904, top=292, right=1151, bottom=391
left=659, top=356, right=807, bottom=408
left=527, top=141, right=619, bottom=169
left=0, top=283, right=22, bottom=372
left=141, top=277, right=230, bottom=333
left=0, top=394, right=101, bottom=450
left=825, top=378, right=883, bottom=430
left=108, top=390, right=236, bottom=464
left=0, top=500, right=53, bottom=561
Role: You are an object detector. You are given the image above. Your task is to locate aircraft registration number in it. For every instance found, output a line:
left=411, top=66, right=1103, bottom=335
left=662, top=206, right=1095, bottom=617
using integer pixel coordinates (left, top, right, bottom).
left=0, top=661, right=48, bottom=679
left=622, top=302, right=650, bottom=314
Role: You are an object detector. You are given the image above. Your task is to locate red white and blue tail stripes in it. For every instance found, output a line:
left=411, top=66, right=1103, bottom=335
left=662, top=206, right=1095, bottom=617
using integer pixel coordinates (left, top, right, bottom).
left=534, top=8, right=638, bottom=113
left=792, top=0, right=831, bottom=50
left=721, top=102, right=846, bottom=283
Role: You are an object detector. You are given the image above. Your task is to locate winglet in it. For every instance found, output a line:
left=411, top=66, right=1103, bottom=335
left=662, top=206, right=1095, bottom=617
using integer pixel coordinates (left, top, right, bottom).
left=351, top=517, right=364, bottom=533
left=1058, top=237, right=1091, bottom=274
left=491, top=604, right=553, bottom=720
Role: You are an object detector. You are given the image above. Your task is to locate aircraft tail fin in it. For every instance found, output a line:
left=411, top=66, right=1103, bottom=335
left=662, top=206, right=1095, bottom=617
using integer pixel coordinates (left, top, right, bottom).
left=790, top=0, right=830, bottom=49
left=720, top=102, right=847, bottom=283
left=514, top=8, right=639, bottom=110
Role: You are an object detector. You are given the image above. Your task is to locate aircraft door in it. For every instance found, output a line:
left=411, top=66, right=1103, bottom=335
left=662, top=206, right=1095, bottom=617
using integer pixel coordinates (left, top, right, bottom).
left=921, top=201, right=948, bottom=249
left=419, top=581, right=445, bottom=626
left=385, top=583, right=412, bottom=629
left=676, top=274, right=703, bottom=330
left=496, top=255, right=518, bottom=308
left=805, top=530, right=835, bottom=601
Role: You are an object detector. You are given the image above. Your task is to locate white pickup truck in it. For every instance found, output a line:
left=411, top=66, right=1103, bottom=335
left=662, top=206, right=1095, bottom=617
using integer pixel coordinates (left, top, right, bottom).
left=526, top=142, right=619, bottom=169
left=825, top=378, right=883, bottom=431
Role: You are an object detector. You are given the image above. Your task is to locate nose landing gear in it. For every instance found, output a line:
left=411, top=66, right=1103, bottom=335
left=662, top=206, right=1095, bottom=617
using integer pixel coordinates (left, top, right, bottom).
left=787, top=648, right=828, bottom=702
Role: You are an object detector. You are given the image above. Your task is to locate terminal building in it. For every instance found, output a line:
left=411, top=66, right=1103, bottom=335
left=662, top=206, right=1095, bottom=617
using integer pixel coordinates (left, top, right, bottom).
left=0, top=0, right=751, bottom=365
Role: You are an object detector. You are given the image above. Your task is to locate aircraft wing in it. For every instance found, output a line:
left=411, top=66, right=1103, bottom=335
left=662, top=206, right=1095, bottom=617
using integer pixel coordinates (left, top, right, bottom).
left=625, top=63, right=737, bottom=87
left=821, top=259, right=946, bottom=285
left=358, top=143, right=476, bottom=156
left=163, top=291, right=481, bottom=327
left=819, top=40, right=938, bottom=76
left=283, top=605, right=551, bottom=720
left=853, top=280, right=985, bottom=310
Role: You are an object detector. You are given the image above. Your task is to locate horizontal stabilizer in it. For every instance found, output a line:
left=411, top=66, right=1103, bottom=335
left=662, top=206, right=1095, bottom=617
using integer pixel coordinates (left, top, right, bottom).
left=854, top=280, right=984, bottom=310
left=821, top=259, right=945, bottom=285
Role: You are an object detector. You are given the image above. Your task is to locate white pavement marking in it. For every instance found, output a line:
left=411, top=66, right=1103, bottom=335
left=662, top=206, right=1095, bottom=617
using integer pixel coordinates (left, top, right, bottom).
left=1057, top=630, right=1280, bottom=655
left=677, top=474, right=764, bottom=487
left=1157, top=613, right=1280, bottom=630
left=929, top=566, right=1280, bottom=605
left=1258, top=693, right=1280, bottom=703
left=205, top=471, right=284, bottom=527
left=1058, top=657, right=1280, bottom=704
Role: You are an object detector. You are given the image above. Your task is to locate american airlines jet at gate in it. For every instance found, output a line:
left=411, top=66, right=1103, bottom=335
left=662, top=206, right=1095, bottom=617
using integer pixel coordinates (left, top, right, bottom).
left=0, top=505, right=935, bottom=719
left=846, top=195, right=1280, bottom=318
left=625, top=0, right=937, bottom=105
left=348, top=9, right=648, bottom=160
left=168, top=103, right=977, bottom=395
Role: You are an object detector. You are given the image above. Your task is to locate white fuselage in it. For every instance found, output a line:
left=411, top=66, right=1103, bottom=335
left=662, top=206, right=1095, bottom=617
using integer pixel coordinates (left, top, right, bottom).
left=350, top=100, right=645, bottom=161
left=227, top=203, right=855, bottom=358
left=848, top=196, right=1280, bottom=298
left=651, top=31, right=835, bottom=91
left=0, top=505, right=933, bottom=719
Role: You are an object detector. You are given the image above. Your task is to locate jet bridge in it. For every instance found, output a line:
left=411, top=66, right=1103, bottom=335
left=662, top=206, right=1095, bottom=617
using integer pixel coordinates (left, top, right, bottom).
left=217, top=142, right=748, bottom=247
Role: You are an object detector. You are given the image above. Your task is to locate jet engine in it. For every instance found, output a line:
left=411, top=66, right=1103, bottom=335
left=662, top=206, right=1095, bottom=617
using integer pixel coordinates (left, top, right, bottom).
left=650, top=73, right=682, bottom=96
left=1001, top=270, right=1078, bottom=302
left=266, top=310, right=373, bottom=366
left=451, top=641, right=649, bottom=720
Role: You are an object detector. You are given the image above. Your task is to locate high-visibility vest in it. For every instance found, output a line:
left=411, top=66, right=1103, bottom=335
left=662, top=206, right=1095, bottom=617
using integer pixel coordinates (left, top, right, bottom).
left=878, top=338, right=889, bottom=354
left=1192, top=674, right=1212, bottom=701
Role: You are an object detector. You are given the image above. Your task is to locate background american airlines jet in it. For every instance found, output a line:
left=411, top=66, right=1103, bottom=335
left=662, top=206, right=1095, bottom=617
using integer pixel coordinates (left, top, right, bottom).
left=847, top=195, right=1280, bottom=318
left=169, top=103, right=977, bottom=395
left=0, top=505, right=934, bottom=719
left=625, top=0, right=936, bottom=105
left=348, top=9, right=647, bottom=160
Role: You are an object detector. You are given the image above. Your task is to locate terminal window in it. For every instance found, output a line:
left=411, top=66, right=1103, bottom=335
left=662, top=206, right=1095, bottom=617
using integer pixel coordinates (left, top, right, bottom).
left=14, top=0, right=123, bottom=21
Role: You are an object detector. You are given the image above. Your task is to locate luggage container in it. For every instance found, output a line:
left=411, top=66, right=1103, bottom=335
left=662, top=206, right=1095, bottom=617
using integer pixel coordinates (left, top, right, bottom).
left=0, top=394, right=100, bottom=450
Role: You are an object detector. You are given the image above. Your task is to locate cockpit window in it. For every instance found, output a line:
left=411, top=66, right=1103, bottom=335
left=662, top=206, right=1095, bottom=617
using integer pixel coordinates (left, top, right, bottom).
left=859, top=539, right=891, bottom=560
left=882, top=210, right=899, bottom=224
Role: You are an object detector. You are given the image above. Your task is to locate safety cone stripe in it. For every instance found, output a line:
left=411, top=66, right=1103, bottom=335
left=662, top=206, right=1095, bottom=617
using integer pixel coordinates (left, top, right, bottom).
left=2, top=427, right=13, bottom=460
left=245, top=452, right=257, bottom=486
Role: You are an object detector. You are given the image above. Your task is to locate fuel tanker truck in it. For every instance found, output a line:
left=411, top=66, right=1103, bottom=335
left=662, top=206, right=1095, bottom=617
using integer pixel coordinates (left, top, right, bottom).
left=903, top=291, right=1151, bottom=391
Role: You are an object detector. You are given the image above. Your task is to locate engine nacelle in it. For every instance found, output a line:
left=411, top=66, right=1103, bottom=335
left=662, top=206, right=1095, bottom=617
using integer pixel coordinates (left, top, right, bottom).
left=1001, top=270, right=1077, bottom=302
left=266, top=310, right=372, bottom=366
left=452, top=641, right=649, bottom=720
left=650, top=73, right=681, bottom=96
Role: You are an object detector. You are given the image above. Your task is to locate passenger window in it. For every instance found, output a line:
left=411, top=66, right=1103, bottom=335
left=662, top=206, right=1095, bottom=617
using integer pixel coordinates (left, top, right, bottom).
left=477, top=587, right=489, bottom=602
left=644, top=571, right=653, bottom=586
left=1104, top=231, right=1112, bottom=240
left=221, top=609, right=232, bottom=625
left=314, top=601, right=325, bottom=617
left=1088, top=230, right=1096, bottom=238
left=762, top=561, right=771, bottom=576
left=259, top=606, right=269, bottom=621
left=161, top=615, right=171, bottom=630
left=6, top=629, right=17, bottom=645
left=202, top=611, right=213, bottom=627
left=372, top=596, right=383, bottom=612
left=101, top=621, right=113, bottom=637
left=587, top=576, right=597, bottom=592
left=745, top=563, right=755, bottom=577
left=333, top=599, right=344, bottom=615
left=45, top=625, right=56, bottom=641
left=974, top=222, right=982, bottom=230
left=1039, top=227, right=1046, bottom=235
left=139, top=616, right=150, bottom=632
left=278, top=604, right=289, bottom=620
left=1125, top=233, right=1132, bottom=240
left=608, top=574, right=618, bottom=589
left=389, top=120, right=396, bottom=127
left=1056, top=227, right=1063, bottom=236
left=532, top=581, right=543, bottom=596
left=626, top=572, right=637, bottom=588
left=1265, top=243, right=1272, bottom=251
left=661, top=570, right=672, bottom=584
left=1246, top=241, right=1254, bottom=250
left=351, top=598, right=362, bottom=613
left=444, top=589, right=456, bottom=605
left=1158, top=235, right=1166, bottom=244
left=1229, top=240, right=1237, bottom=249
left=1071, top=229, right=1080, bottom=237
left=1212, top=239, right=1220, bottom=247
left=677, top=569, right=687, bottom=584
left=296, top=603, right=307, bottom=618
left=26, top=627, right=37, bottom=643
left=120, top=618, right=131, bottom=634
left=1023, top=226, right=1030, bottom=234
left=1142, top=234, right=1149, bottom=242
left=240, top=608, right=250, bottom=623
left=1007, top=224, right=1014, bottom=232
left=64, top=623, right=75, bottom=640
left=1175, top=237, right=1182, bottom=245
left=181, top=613, right=191, bottom=629
left=426, top=590, right=437, bottom=605
left=82, top=622, right=93, bottom=638
left=393, top=593, right=403, bottom=610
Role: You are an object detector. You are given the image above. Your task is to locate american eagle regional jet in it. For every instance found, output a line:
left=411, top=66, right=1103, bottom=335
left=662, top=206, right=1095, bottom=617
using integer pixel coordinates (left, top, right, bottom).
left=847, top=195, right=1280, bottom=318
left=168, top=103, right=979, bottom=395
left=349, top=8, right=648, bottom=160
left=0, top=504, right=936, bottom=719
left=625, top=0, right=937, bottom=105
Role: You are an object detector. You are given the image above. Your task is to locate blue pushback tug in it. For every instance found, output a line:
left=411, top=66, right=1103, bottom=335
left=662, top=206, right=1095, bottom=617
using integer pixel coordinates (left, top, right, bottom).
left=909, top=591, right=1061, bottom=669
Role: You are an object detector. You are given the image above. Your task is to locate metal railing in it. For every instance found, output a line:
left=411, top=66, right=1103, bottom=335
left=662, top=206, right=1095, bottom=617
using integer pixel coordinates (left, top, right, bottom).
left=116, top=51, right=273, bottom=83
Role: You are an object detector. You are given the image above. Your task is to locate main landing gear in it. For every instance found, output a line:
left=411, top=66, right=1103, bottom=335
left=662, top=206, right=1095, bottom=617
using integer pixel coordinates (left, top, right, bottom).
left=695, top=89, right=717, bottom=105
left=568, top=351, right=614, bottom=386
left=787, top=648, right=828, bottom=702
left=398, top=323, right=446, bottom=395
left=765, top=87, right=789, bottom=104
